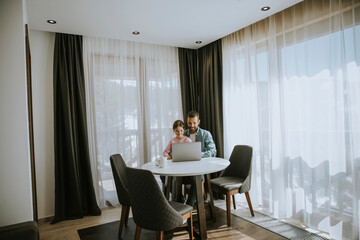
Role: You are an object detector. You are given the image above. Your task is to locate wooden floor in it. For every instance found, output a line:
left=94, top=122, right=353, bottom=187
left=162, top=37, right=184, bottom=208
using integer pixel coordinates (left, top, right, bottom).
left=39, top=205, right=286, bottom=240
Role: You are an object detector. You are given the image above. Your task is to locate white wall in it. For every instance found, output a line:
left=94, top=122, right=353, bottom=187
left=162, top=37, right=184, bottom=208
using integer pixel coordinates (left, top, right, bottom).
left=30, top=30, right=55, bottom=219
left=0, top=0, right=33, bottom=226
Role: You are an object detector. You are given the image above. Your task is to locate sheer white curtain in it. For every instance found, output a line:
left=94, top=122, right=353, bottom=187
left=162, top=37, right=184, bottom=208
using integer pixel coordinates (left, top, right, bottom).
left=222, top=0, right=360, bottom=239
left=83, top=37, right=183, bottom=207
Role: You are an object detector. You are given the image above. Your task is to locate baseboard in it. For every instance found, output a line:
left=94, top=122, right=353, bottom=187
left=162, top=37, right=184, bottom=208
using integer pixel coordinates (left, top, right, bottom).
left=38, top=216, right=54, bottom=224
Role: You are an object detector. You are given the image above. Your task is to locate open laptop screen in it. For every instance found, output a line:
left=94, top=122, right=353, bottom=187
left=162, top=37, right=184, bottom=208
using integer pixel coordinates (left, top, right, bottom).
left=172, top=142, right=201, bottom=162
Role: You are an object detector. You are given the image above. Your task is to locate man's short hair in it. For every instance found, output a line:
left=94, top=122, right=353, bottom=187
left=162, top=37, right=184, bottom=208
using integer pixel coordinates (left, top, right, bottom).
left=187, top=110, right=200, bottom=119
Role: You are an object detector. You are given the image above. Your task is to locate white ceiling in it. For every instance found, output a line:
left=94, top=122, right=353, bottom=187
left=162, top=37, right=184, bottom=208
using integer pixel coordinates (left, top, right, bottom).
left=27, top=0, right=302, bottom=49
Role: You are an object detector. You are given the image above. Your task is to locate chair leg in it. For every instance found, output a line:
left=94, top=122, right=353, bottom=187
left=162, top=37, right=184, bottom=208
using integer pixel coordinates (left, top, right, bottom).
left=176, top=177, right=183, bottom=202
left=202, top=179, right=207, bottom=200
left=134, top=225, right=142, bottom=240
left=226, top=192, right=231, bottom=227
left=183, top=179, right=207, bottom=201
left=232, top=195, right=236, bottom=209
left=245, top=192, right=255, bottom=217
left=125, top=206, right=130, bottom=225
left=156, top=231, right=164, bottom=240
left=206, top=174, right=216, bottom=221
left=165, top=176, right=172, bottom=200
left=160, top=231, right=164, bottom=240
left=183, top=184, right=188, bottom=200
left=119, top=205, right=129, bottom=237
left=187, top=212, right=194, bottom=240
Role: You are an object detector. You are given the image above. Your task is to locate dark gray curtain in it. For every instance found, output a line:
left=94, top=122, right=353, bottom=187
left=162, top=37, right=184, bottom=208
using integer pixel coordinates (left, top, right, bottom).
left=52, top=33, right=101, bottom=224
left=178, top=48, right=199, bottom=122
left=198, top=40, right=224, bottom=158
left=178, top=40, right=224, bottom=158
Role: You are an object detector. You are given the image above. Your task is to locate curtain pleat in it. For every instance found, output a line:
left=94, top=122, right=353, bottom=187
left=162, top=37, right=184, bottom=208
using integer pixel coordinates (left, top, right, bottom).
left=198, top=40, right=224, bottom=158
left=178, top=48, right=199, bottom=121
left=52, top=33, right=101, bottom=223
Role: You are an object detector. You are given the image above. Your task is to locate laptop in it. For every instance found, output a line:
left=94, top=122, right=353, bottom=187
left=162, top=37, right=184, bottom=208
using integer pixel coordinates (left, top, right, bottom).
left=172, top=142, right=202, bottom=162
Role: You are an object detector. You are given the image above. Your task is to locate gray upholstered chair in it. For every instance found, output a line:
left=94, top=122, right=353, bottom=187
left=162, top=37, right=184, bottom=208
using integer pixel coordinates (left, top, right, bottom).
left=210, top=145, right=255, bottom=227
left=110, top=154, right=131, bottom=238
left=126, top=167, right=194, bottom=240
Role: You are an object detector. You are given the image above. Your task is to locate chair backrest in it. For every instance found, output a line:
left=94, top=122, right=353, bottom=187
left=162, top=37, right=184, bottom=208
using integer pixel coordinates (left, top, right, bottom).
left=222, top=145, right=253, bottom=179
left=110, top=154, right=131, bottom=206
left=125, top=167, right=183, bottom=231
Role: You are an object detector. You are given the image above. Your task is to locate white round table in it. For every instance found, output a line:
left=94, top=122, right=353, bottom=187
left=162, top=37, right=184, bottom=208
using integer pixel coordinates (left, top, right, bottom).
left=142, top=157, right=230, bottom=176
left=142, top=157, right=229, bottom=239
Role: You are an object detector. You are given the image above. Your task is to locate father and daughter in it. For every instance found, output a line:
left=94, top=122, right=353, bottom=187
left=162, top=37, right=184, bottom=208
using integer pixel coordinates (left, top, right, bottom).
left=161, top=110, right=217, bottom=206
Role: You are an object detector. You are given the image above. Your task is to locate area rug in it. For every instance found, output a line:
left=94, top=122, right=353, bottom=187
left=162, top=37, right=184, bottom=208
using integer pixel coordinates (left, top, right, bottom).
left=214, top=200, right=329, bottom=240
left=77, top=215, right=237, bottom=240
left=77, top=217, right=234, bottom=240
left=78, top=218, right=155, bottom=240
left=78, top=203, right=329, bottom=240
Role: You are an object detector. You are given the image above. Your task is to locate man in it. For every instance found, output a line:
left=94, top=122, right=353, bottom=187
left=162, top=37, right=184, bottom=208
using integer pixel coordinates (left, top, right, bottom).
left=183, top=110, right=216, bottom=206
left=185, top=110, right=216, bottom=158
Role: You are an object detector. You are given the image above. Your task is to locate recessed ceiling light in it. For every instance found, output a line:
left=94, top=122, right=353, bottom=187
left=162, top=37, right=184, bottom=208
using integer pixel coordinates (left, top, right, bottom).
left=195, top=41, right=202, bottom=44
left=261, top=6, right=270, bottom=11
left=47, top=19, right=56, bottom=24
left=132, top=31, right=140, bottom=35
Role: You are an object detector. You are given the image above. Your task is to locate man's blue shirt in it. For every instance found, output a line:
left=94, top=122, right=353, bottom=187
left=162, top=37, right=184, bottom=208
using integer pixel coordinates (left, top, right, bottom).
left=184, top=127, right=217, bottom=158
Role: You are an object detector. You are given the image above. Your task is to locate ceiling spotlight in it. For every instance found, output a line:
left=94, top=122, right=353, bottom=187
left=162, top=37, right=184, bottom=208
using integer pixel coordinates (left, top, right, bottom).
left=261, top=6, right=270, bottom=11
left=47, top=19, right=56, bottom=24
left=132, top=31, right=140, bottom=35
left=195, top=41, right=202, bottom=44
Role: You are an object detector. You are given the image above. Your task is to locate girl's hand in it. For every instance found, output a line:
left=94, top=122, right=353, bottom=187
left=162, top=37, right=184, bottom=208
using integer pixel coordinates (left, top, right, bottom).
left=167, top=156, right=172, bottom=160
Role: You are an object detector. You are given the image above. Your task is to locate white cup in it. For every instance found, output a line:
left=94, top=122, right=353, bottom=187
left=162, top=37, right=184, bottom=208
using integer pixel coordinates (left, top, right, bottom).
left=159, top=156, right=167, bottom=168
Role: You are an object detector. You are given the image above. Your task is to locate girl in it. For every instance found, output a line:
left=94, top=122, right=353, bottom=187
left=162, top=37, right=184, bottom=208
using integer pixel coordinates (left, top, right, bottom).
left=163, top=120, right=191, bottom=158
left=161, top=120, right=191, bottom=202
